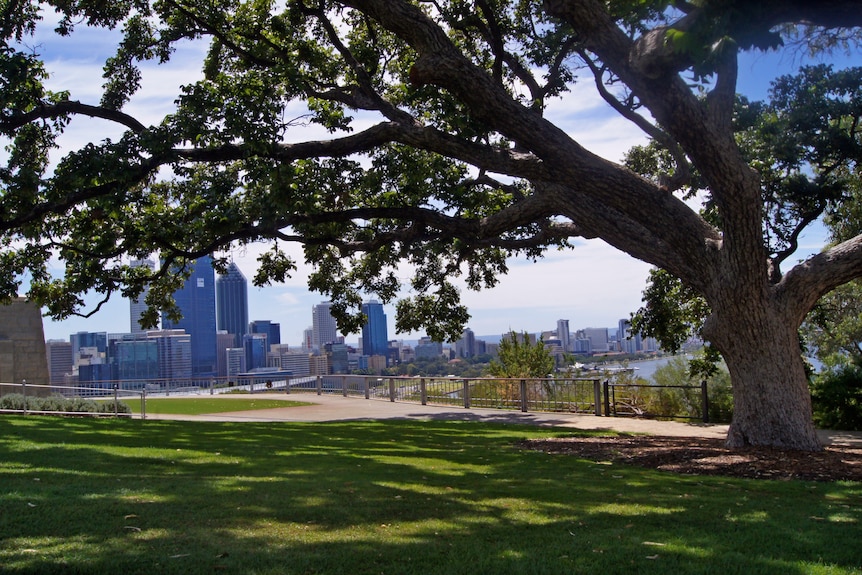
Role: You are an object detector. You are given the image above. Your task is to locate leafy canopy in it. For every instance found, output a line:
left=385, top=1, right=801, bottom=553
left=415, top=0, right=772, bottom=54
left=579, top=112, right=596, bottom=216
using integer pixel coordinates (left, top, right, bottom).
left=488, top=331, right=555, bottom=379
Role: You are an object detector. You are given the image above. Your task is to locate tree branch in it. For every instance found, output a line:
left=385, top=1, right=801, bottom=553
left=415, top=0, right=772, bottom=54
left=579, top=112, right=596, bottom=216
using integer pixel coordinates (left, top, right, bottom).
left=0, top=100, right=147, bottom=133
left=779, top=235, right=862, bottom=324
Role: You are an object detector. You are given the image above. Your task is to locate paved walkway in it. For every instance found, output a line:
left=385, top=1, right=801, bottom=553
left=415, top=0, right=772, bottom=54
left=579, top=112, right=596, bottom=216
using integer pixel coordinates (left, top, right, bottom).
left=144, top=392, right=862, bottom=447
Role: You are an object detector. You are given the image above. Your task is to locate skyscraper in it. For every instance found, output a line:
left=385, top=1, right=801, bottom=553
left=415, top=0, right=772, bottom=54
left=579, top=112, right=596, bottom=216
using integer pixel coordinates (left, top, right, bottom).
left=361, top=300, right=388, bottom=357
left=556, top=319, right=571, bottom=353
left=216, top=261, right=249, bottom=348
left=243, top=333, right=268, bottom=371
left=250, top=320, right=280, bottom=346
left=129, top=258, right=155, bottom=334
left=161, top=255, right=217, bottom=378
left=46, top=339, right=73, bottom=386
left=312, top=301, right=338, bottom=351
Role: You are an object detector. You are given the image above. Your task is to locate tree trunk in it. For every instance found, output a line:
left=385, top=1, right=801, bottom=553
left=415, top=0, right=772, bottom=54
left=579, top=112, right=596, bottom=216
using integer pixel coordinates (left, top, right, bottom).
left=706, top=304, right=822, bottom=451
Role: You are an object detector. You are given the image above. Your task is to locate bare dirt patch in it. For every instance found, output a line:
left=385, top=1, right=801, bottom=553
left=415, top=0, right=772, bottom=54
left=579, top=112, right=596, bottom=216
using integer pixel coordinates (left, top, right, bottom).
left=520, top=435, right=862, bottom=482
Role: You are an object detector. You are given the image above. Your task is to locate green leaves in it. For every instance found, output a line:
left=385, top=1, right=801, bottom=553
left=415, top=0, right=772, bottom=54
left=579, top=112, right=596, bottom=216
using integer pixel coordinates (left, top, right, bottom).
left=488, top=331, right=554, bottom=378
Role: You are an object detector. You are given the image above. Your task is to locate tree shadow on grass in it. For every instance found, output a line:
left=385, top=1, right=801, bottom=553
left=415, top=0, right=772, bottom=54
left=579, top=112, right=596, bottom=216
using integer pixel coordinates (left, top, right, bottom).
left=0, top=416, right=859, bottom=574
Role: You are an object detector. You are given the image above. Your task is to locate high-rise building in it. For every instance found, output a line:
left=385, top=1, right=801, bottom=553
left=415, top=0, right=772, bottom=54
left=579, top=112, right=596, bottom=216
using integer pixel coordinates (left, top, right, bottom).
left=556, top=319, right=571, bottom=353
left=312, top=302, right=338, bottom=351
left=45, top=340, right=73, bottom=386
left=129, top=258, right=155, bottom=334
left=216, top=331, right=235, bottom=378
left=250, top=320, right=280, bottom=346
left=415, top=336, right=443, bottom=359
left=216, top=261, right=248, bottom=348
left=456, top=328, right=476, bottom=358
left=243, top=333, right=268, bottom=371
left=225, top=347, right=245, bottom=377
left=325, top=342, right=349, bottom=374
left=111, top=335, right=159, bottom=383
left=148, top=329, right=192, bottom=380
left=162, top=255, right=218, bottom=378
left=70, top=331, right=107, bottom=363
left=580, top=327, right=610, bottom=353
left=361, top=300, right=388, bottom=357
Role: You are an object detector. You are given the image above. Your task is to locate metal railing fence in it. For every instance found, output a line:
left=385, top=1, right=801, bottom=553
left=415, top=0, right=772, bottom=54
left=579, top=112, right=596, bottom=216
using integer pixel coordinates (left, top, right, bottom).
left=0, top=375, right=716, bottom=422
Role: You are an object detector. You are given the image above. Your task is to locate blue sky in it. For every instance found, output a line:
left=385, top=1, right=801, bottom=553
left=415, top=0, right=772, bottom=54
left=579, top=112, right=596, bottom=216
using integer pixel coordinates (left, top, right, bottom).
left=17, top=10, right=843, bottom=345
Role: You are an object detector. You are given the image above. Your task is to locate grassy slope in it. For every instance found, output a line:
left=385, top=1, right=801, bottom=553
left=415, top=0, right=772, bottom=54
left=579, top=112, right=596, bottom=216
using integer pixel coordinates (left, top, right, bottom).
left=0, top=416, right=860, bottom=575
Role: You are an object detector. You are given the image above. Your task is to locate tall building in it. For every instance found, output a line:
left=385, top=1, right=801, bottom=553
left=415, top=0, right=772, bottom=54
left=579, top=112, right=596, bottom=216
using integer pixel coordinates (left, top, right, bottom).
left=580, top=327, right=610, bottom=353
left=225, top=347, right=245, bottom=377
left=243, top=333, right=268, bottom=371
left=556, top=319, right=571, bottom=353
left=216, top=331, right=236, bottom=378
left=618, top=319, right=636, bottom=354
left=216, top=261, right=249, bottom=348
left=129, top=258, right=155, bottom=334
left=45, top=340, right=73, bottom=386
left=456, top=328, right=476, bottom=358
left=161, top=255, right=217, bottom=378
left=361, top=300, right=388, bottom=357
left=415, top=336, right=443, bottom=360
left=70, top=331, right=107, bottom=362
left=149, top=330, right=192, bottom=380
left=312, top=302, right=338, bottom=351
left=250, top=320, right=280, bottom=346
left=111, top=335, right=159, bottom=383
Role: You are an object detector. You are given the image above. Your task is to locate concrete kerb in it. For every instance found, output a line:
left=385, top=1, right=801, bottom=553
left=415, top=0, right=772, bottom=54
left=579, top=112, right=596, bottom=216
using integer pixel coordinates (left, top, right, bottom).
left=142, top=392, right=862, bottom=447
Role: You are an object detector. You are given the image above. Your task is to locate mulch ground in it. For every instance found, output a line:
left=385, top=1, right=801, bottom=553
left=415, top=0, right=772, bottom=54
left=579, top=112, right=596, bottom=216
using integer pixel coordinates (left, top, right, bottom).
left=519, top=435, right=862, bottom=482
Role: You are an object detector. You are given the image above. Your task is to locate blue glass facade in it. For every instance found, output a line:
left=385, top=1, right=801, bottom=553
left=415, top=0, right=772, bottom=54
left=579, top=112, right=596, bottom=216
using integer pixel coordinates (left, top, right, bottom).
left=243, top=333, right=268, bottom=371
left=250, top=320, right=280, bottom=346
left=162, top=255, right=218, bottom=378
left=361, top=300, right=388, bottom=357
left=111, top=337, right=159, bottom=382
left=216, top=261, right=248, bottom=348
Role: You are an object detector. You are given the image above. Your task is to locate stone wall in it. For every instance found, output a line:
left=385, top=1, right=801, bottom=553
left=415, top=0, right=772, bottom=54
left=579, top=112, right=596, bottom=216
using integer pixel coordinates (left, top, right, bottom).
left=0, top=298, right=50, bottom=396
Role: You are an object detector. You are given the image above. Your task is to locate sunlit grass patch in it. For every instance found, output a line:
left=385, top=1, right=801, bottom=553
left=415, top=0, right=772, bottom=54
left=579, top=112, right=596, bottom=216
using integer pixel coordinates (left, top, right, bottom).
left=129, top=396, right=313, bottom=415
left=0, top=416, right=859, bottom=575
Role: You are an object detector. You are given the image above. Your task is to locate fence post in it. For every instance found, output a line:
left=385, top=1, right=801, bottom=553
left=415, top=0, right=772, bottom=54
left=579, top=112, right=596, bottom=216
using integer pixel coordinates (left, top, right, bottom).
left=22, top=379, right=27, bottom=416
left=520, top=379, right=528, bottom=412
left=113, top=384, right=119, bottom=416
left=316, top=375, right=322, bottom=395
left=286, top=378, right=291, bottom=395
left=389, top=378, right=396, bottom=402
left=463, top=379, right=471, bottom=409
left=420, top=378, right=427, bottom=405
left=364, top=377, right=370, bottom=399
left=342, top=375, right=348, bottom=397
left=701, top=380, right=710, bottom=423
left=593, top=379, right=602, bottom=416
left=141, top=389, right=147, bottom=420
left=603, top=379, right=611, bottom=417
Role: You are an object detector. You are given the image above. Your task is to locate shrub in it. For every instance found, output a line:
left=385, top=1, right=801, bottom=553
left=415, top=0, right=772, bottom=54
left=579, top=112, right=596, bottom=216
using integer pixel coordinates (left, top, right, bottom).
left=0, top=393, right=132, bottom=415
left=810, top=365, right=862, bottom=431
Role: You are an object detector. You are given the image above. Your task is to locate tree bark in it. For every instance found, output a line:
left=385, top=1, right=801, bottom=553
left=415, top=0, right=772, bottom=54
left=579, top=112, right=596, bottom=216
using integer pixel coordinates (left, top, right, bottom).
left=705, top=298, right=821, bottom=451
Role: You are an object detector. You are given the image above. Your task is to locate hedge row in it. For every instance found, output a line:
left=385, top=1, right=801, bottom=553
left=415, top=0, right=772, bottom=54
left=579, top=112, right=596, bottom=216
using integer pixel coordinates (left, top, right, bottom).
left=0, top=393, right=132, bottom=415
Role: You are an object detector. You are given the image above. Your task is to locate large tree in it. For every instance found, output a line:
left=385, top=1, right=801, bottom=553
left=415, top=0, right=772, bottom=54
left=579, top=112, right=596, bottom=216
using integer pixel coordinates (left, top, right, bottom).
left=2, top=0, right=862, bottom=450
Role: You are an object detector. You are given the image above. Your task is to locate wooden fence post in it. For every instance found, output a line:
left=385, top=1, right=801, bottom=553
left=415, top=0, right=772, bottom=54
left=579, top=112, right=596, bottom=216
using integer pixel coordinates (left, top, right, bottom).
left=520, top=379, right=528, bottom=412
left=593, top=379, right=602, bottom=416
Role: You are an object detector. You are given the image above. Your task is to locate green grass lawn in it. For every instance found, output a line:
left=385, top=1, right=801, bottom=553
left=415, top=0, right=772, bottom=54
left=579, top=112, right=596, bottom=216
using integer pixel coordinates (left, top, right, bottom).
left=1, top=416, right=860, bottom=575
left=124, top=397, right=313, bottom=415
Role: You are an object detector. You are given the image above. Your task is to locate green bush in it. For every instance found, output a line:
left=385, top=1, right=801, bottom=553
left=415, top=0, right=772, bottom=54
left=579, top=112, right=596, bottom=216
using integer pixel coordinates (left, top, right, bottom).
left=614, top=356, right=735, bottom=422
left=0, top=393, right=132, bottom=415
left=810, top=365, right=862, bottom=431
